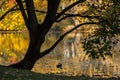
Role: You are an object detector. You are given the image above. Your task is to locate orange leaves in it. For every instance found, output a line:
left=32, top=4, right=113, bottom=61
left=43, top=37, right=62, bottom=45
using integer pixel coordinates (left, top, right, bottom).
left=8, top=0, right=16, bottom=7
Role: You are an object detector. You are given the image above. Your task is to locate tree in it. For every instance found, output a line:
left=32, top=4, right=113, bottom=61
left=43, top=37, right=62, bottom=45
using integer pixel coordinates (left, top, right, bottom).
left=83, top=0, right=120, bottom=59
left=0, top=0, right=120, bottom=70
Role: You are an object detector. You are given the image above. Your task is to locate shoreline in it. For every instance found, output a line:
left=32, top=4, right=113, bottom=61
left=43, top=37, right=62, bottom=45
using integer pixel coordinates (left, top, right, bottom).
left=0, top=30, right=28, bottom=34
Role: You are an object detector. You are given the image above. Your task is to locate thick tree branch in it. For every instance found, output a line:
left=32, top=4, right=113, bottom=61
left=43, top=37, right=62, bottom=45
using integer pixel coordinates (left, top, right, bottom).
left=25, top=0, right=38, bottom=32
left=56, top=0, right=86, bottom=20
left=47, top=0, right=60, bottom=20
left=4, top=8, right=100, bottom=22
left=16, top=0, right=29, bottom=28
left=41, top=21, right=100, bottom=57
left=40, top=0, right=60, bottom=35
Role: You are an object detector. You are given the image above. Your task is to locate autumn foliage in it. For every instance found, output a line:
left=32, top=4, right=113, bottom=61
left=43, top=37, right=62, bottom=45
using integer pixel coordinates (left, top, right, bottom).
left=8, top=0, right=15, bottom=7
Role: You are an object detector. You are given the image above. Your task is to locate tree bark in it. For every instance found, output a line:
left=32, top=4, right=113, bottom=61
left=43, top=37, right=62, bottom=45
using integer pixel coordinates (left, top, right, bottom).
left=10, top=0, right=60, bottom=70
left=9, top=0, right=87, bottom=70
left=9, top=30, right=42, bottom=70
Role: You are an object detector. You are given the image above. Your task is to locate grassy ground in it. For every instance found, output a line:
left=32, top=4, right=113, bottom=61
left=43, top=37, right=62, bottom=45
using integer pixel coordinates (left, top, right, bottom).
left=0, top=65, right=119, bottom=80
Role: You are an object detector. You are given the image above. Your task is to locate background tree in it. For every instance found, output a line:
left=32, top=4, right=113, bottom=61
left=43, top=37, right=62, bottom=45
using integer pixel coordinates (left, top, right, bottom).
left=83, top=0, right=120, bottom=59
left=0, top=0, right=120, bottom=70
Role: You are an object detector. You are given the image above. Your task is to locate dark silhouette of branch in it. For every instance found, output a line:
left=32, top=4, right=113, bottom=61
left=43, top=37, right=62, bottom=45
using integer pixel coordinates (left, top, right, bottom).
left=34, top=10, right=47, bottom=13
left=41, top=21, right=100, bottom=57
left=56, top=0, right=86, bottom=20
left=0, top=1, right=25, bottom=21
left=0, top=4, right=17, bottom=20
left=4, top=8, right=47, bottom=14
left=25, top=0, right=39, bottom=32
left=117, top=0, right=120, bottom=3
left=16, top=0, right=29, bottom=28
left=56, top=14, right=100, bottom=22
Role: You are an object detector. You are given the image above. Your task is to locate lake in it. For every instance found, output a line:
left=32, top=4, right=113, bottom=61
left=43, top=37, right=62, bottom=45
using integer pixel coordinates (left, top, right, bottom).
left=0, top=32, right=120, bottom=77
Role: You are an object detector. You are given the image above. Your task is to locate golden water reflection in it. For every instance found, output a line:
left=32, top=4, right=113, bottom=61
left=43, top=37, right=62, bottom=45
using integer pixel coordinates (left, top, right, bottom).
left=0, top=33, right=29, bottom=65
left=0, top=32, right=120, bottom=77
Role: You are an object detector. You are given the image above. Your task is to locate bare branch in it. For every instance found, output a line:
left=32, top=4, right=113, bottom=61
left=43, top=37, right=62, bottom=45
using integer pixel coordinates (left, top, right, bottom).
left=12, top=9, right=100, bottom=22
left=56, top=0, right=86, bottom=20
left=56, top=13, right=100, bottom=22
left=34, top=10, right=47, bottom=14
left=41, top=21, right=100, bottom=57
left=16, top=0, right=30, bottom=28
left=25, top=0, right=39, bottom=32
left=9, top=8, right=47, bottom=14
left=0, top=1, right=25, bottom=21
left=0, top=4, right=17, bottom=20
left=43, top=0, right=60, bottom=23
left=39, top=0, right=60, bottom=35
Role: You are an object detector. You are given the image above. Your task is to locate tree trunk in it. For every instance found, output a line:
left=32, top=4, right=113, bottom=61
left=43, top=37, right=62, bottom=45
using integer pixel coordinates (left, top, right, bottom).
left=9, top=0, right=61, bottom=70
left=9, top=18, right=54, bottom=70
left=9, top=31, right=44, bottom=70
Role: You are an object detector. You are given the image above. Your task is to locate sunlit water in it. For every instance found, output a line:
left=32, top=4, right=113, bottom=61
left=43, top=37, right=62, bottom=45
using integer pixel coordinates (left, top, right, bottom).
left=0, top=32, right=29, bottom=65
left=0, top=32, right=120, bottom=77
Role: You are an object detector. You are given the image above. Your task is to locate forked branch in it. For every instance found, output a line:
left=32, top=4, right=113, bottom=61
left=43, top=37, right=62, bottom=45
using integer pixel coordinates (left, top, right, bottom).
left=56, top=0, right=86, bottom=20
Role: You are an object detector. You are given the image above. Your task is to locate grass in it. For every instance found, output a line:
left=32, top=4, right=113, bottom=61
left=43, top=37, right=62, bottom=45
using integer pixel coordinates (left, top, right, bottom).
left=0, top=65, right=119, bottom=80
